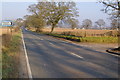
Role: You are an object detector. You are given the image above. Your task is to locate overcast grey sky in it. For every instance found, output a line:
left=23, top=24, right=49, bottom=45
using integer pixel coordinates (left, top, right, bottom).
left=1, top=1, right=111, bottom=26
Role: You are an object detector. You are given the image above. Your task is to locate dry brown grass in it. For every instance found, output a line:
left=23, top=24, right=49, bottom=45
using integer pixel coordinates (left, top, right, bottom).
left=0, top=27, right=12, bottom=36
left=0, top=29, right=2, bottom=36
left=41, top=28, right=118, bottom=37
left=2, top=27, right=21, bottom=78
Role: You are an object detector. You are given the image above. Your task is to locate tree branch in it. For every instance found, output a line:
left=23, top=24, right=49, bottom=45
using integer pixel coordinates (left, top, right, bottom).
left=102, top=2, right=118, bottom=10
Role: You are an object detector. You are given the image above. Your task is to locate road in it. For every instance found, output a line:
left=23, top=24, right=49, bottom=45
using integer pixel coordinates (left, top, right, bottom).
left=22, top=28, right=119, bottom=78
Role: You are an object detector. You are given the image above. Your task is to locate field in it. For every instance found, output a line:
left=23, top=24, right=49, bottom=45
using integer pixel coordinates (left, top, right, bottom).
left=0, top=29, right=2, bottom=36
left=29, top=27, right=118, bottom=43
left=0, top=27, right=14, bottom=36
left=29, top=27, right=118, bottom=37
left=0, top=28, right=7, bottom=36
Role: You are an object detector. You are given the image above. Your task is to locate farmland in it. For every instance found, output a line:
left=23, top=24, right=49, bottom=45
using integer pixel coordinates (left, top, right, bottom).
left=0, top=27, right=14, bottom=35
left=28, top=27, right=118, bottom=43
left=0, top=29, right=1, bottom=35
left=29, top=27, right=118, bottom=37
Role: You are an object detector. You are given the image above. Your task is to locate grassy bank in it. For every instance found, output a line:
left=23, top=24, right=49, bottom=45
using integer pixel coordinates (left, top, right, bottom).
left=2, top=29, right=21, bottom=78
left=42, top=32, right=118, bottom=43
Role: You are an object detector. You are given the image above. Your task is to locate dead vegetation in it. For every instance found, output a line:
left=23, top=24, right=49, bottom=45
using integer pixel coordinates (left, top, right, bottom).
left=30, top=27, right=118, bottom=37
left=2, top=27, right=21, bottom=78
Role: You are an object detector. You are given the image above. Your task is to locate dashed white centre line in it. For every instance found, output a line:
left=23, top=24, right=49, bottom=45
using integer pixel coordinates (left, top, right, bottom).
left=49, top=42, right=56, bottom=47
left=49, top=42, right=84, bottom=59
left=40, top=39, right=43, bottom=40
left=61, top=41, right=69, bottom=43
left=49, top=42, right=53, bottom=45
left=69, top=52, right=84, bottom=59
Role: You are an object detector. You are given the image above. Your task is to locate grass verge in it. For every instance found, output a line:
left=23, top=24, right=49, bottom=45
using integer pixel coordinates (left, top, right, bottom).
left=41, top=32, right=118, bottom=43
left=2, top=30, right=21, bottom=78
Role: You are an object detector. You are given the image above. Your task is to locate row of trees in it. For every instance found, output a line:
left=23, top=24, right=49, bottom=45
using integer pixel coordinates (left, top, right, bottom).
left=15, top=17, right=118, bottom=30
left=15, top=1, right=119, bottom=30
left=23, top=1, right=79, bottom=32
left=80, top=19, right=118, bottom=30
left=81, top=19, right=105, bottom=29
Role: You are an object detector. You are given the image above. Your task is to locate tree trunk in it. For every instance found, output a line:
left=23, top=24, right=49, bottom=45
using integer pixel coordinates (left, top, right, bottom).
left=100, top=25, right=102, bottom=30
left=118, top=29, right=120, bottom=50
left=118, top=1, right=120, bottom=50
left=50, top=25, right=55, bottom=33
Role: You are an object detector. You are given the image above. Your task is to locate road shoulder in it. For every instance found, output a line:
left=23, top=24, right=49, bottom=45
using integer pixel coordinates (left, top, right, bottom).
left=19, top=40, right=29, bottom=78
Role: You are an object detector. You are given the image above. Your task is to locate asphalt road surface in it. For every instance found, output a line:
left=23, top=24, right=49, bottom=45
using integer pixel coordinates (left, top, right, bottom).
left=22, top=28, right=119, bottom=78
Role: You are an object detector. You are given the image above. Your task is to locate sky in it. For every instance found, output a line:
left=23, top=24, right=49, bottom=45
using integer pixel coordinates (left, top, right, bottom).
left=1, top=0, right=97, bottom=2
left=76, top=2, right=111, bottom=26
left=0, top=0, right=111, bottom=26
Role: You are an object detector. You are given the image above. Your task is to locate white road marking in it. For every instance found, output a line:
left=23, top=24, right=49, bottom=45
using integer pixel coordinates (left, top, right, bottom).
left=40, top=39, right=43, bottom=40
left=61, top=41, right=69, bottom=43
left=49, top=42, right=84, bottom=59
left=49, top=42, right=53, bottom=44
left=61, top=40, right=120, bottom=58
left=21, top=30, right=33, bottom=80
left=80, top=45, right=92, bottom=47
left=49, top=42, right=57, bottom=47
left=106, top=52, right=120, bottom=57
left=67, top=51, right=84, bottom=59
left=49, top=42, right=53, bottom=45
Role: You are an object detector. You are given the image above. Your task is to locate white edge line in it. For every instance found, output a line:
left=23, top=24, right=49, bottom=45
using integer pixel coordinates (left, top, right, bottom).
left=21, top=29, right=33, bottom=79
left=106, top=52, right=120, bottom=58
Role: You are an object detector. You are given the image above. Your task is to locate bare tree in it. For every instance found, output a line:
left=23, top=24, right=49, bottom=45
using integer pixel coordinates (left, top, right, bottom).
left=100, top=0, right=120, bottom=18
left=82, top=19, right=92, bottom=29
left=100, top=0, right=120, bottom=50
left=64, top=18, right=79, bottom=29
left=111, top=19, right=118, bottom=29
left=95, top=19, right=105, bottom=29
